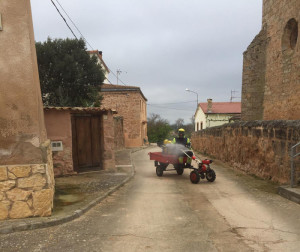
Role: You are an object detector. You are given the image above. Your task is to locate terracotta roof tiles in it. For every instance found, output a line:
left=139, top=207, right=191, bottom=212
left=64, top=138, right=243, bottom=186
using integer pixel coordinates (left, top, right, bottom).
left=101, top=84, right=148, bottom=101
left=44, top=106, right=117, bottom=114
left=199, top=102, right=241, bottom=114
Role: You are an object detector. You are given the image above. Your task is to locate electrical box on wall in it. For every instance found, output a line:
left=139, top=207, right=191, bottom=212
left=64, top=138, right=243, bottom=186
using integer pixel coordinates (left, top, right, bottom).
left=51, top=141, right=63, bottom=151
left=0, top=14, right=3, bottom=31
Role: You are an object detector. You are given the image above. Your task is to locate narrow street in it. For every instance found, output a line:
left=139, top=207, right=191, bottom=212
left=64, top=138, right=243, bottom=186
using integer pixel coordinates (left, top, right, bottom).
left=1, top=147, right=300, bottom=251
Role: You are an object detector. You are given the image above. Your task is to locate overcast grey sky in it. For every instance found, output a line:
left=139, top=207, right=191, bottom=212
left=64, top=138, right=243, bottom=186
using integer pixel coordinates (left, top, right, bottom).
left=31, top=0, right=262, bottom=124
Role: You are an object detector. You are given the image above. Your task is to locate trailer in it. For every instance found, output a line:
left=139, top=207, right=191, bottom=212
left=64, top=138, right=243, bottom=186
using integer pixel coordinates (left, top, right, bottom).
left=149, top=149, right=216, bottom=184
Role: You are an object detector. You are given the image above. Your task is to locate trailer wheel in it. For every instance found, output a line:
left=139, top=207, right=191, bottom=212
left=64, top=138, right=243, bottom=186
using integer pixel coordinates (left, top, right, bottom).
left=176, top=167, right=184, bottom=175
left=206, top=169, right=216, bottom=182
left=160, top=162, right=168, bottom=169
left=156, top=166, right=164, bottom=177
left=190, top=171, right=200, bottom=184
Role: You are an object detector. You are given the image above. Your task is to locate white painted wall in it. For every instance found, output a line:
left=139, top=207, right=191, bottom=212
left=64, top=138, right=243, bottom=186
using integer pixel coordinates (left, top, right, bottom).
left=194, top=107, right=206, bottom=131
left=194, top=107, right=237, bottom=131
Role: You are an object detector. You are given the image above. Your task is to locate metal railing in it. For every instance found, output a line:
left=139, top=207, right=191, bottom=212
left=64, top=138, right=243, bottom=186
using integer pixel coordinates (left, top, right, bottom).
left=290, top=141, right=300, bottom=187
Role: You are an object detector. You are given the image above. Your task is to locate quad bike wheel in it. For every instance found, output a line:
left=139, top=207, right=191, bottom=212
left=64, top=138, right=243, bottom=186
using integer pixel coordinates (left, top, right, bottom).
left=176, top=167, right=184, bottom=175
left=156, top=166, right=164, bottom=177
left=206, top=169, right=216, bottom=182
left=190, top=170, right=200, bottom=184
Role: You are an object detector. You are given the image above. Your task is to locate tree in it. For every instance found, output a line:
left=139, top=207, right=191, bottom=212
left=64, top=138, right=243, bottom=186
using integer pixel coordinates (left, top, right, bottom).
left=171, top=117, right=194, bottom=138
left=36, top=38, right=105, bottom=107
left=174, top=118, right=184, bottom=130
left=147, top=113, right=172, bottom=143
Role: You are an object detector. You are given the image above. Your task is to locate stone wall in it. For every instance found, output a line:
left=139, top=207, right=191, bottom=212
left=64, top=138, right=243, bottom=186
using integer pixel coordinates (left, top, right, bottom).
left=191, top=121, right=300, bottom=184
left=241, top=28, right=268, bottom=121
left=101, top=89, right=147, bottom=147
left=242, top=0, right=300, bottom=121
left=0, top=140, right=55, bottom=220
left=114, top=116, right=125, bottom=150
left=102, top=112, right=116, bottom=170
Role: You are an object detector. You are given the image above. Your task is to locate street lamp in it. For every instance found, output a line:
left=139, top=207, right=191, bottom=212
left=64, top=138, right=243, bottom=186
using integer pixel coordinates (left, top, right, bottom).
left=185, top=88, right=198, bottom=108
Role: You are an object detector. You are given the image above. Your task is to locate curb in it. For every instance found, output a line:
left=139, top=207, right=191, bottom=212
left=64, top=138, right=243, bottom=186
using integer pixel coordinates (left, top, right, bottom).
left=0, top=147, right=148, bottom=235
left=278, top=185, right=300, bottom=204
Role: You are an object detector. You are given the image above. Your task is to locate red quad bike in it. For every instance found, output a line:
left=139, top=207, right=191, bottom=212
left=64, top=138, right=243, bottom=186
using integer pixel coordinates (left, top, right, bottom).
left=149, top=147, right=216, bottom=184
left=189, top=157, right=216, bottom=184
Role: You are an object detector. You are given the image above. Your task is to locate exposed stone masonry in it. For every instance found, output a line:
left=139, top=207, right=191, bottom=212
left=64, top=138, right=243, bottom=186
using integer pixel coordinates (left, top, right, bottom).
left=114, top=116, right=125, bottom=150
left=241, top=0, right=300, bottom=121
left=0, top=140, right=55, bottom=220
left=241, top=28, right=268, bottom=121
left=100, top=85, right=147, bottom=147
left=191, top=121, right=300, bottom=184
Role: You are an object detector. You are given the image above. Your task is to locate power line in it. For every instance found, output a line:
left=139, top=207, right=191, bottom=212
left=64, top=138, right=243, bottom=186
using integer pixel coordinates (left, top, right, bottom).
left=54, top=0, right=127, bottom=85
left=54, top=0, right=94, bottom=50
left=148, top=100, right=197, bottom=105
left=49, top=0, right=127, bottom=85
left=148, top=104, right=195, bottom=111
left=50, top=0, right=78, bottom=39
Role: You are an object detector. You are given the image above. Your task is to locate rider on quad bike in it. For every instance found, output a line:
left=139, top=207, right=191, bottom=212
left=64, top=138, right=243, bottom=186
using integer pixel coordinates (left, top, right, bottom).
left=172, top=128, right=192, bottom=168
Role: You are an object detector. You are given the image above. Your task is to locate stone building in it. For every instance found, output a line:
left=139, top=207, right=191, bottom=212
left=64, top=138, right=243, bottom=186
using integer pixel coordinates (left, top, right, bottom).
left=242, top=0, right=300, bottom=121
left=0, top=0, right=54, bottom=220
left=100, top=84, right=148, bottom=147
left=194, top=99, right=241, bottom=131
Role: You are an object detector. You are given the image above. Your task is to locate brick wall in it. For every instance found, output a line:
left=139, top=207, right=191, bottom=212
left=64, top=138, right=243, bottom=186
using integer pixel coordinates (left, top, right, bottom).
left=242, top=0, right=300, bottom=121
left=114, top=116, right=125, bottom=150
left=191, top=121, right=300, bottom=184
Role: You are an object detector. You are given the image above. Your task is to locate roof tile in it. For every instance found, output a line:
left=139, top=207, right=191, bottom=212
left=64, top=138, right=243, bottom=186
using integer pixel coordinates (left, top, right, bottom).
left=199, top=102, right=241, bottom=114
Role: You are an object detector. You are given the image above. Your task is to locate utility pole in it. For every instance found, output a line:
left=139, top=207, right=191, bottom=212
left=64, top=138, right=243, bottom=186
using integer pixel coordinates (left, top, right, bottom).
left=116, top=69, right=122, bottom=85
left=185, top=88, right=199, bottom=109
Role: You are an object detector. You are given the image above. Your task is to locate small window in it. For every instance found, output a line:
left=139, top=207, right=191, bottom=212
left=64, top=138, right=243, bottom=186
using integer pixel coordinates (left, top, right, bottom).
left=282, top=18, right=298, bottom=51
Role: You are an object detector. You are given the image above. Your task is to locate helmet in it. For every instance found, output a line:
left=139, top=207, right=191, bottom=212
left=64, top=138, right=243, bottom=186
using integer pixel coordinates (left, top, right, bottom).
left=178, top=128, right=185, bottom=137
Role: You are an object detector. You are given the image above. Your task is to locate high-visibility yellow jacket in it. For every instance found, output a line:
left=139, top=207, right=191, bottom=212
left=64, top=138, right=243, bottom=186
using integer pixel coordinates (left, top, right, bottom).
left=172, top=137, right=191, bottom=148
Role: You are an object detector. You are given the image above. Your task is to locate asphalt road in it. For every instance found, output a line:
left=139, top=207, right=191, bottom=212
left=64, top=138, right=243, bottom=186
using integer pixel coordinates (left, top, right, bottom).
left=1, top=146, right=300, bottom=251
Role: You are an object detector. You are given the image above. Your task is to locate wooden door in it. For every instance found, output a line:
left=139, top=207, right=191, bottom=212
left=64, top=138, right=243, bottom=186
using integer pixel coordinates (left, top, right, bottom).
left=72, top=114, right=103, bottom=172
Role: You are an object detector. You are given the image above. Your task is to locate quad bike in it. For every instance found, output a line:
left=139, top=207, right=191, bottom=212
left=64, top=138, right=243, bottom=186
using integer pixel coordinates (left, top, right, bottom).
left=149, top=145, right=216, bottom=184
left=179, top=149, right=216, bottom=184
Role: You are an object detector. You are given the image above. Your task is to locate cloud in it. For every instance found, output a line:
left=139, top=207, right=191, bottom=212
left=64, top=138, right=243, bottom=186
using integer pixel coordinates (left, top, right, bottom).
left=31, top=0, right=262, bottom=123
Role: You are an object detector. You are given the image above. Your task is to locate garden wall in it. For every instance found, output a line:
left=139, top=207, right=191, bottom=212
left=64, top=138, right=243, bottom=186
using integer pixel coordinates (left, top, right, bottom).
left=191, top=120, right=300, bottom=184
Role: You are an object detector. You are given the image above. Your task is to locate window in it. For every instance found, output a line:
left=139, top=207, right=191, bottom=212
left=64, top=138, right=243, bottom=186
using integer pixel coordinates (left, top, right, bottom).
left=282, top=18, right=298, bottom=51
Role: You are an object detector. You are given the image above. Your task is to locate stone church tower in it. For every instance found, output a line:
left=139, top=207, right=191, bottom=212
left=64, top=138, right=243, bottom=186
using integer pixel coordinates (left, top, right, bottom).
left=242, top=0, right=300, bottom=121
left=0, top=0, right=54, bottom=220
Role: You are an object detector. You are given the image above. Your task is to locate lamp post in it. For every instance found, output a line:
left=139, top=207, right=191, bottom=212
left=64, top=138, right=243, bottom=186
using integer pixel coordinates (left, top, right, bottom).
left=185, top=88, right=198, bottom=108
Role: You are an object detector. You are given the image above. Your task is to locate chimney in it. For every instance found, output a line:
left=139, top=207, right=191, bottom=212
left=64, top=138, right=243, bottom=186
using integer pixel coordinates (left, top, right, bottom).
left=207, top=98, right=212, bottom=113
